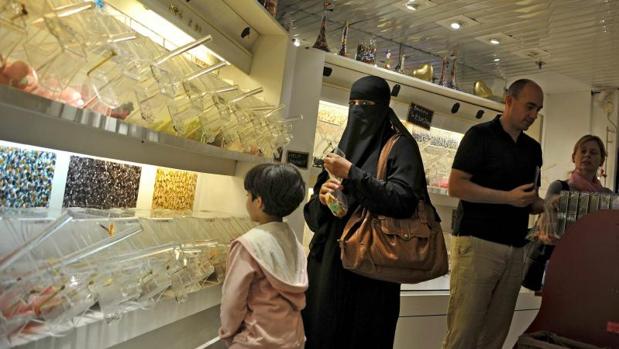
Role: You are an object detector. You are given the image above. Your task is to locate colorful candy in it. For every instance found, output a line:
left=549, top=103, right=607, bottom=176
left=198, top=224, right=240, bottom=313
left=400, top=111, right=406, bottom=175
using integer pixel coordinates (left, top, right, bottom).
left=0, top=146, right=56, bottom=208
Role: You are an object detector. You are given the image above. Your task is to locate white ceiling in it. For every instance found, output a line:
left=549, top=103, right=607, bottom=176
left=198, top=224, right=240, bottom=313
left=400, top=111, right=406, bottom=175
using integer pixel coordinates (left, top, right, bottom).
left=508, top=71, right=593, bottom=94
left=277, top=0, right=619, bottom=95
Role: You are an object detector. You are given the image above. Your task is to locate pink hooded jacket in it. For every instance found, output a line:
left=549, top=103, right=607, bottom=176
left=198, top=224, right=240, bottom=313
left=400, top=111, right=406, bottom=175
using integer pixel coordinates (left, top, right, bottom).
left=219, top=222, right=308, bottom=349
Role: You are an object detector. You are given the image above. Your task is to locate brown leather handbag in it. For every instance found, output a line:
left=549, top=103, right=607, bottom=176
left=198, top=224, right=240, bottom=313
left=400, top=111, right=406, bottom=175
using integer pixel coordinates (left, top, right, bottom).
left=339, top=134, right=449, bottom=284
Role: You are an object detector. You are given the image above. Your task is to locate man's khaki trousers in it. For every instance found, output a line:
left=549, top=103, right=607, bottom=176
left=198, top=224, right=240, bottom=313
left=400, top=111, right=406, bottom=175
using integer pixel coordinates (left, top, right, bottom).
left=443, top=235, right=525, bottom=349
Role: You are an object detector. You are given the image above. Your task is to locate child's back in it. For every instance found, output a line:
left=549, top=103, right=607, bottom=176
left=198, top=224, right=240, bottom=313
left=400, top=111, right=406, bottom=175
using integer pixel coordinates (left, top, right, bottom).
left=219, top=164, right=307, bottom=349
left=220, top=222, right=306, bottom=348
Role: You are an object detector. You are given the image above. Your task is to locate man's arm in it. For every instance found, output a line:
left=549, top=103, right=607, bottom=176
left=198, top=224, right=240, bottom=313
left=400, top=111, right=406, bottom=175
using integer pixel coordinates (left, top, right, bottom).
left=449, top=169, right=539, bottom=208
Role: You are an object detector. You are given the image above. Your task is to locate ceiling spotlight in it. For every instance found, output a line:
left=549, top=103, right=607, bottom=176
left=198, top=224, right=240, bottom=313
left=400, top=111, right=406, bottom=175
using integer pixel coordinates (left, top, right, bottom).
left=489, top=38, right=500, bottom=45
left=450, top=22, right=461, bottom=30
left=405, top=1, right=418, bottom=11
left=292, top=38, right=301, bottom=47
left=493, top=58, right=500, bottom=62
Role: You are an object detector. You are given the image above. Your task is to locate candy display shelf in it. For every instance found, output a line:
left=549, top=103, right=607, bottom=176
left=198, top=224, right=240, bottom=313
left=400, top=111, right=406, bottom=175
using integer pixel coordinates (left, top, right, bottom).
left=324, top=53, right=504, bottom=115
left=0, top=86, right=264, bottom=176
left=9, top=286, right=223, bottom=349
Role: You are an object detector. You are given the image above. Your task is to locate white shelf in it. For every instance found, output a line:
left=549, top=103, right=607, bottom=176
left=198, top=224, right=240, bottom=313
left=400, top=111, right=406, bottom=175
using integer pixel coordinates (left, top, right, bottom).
left=225, top=0, right=289, bottom=36
left=10, top=286, right=222, bottom=349
left=323, top=53, right=504, bottom=122
left=131, top=0, right=254, bottom=73
left=0, top=86, right=265, bottom=176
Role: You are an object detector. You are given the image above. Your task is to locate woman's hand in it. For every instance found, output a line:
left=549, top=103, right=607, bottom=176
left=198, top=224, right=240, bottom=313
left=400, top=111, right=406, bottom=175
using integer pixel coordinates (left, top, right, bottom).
left=319, top=178, right=343, bottom=206
left=324, top=153, right=352, bottom=180
left=538, top=232, right=559, bottom=245
left=547, top=195, right=561, bottom=211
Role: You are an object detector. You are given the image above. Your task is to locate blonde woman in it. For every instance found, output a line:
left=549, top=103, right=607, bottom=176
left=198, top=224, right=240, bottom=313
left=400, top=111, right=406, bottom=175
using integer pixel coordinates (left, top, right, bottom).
left=523, top=135, right=612, bottom=291
left=546, top=134, right=612, bottom=196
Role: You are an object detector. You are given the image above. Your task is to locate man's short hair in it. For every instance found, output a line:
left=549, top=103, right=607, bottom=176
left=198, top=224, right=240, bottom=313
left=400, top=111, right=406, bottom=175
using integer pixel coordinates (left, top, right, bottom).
left=244, top=163, right=306, bottom=218
left=507, top=79, right=539, bottom=98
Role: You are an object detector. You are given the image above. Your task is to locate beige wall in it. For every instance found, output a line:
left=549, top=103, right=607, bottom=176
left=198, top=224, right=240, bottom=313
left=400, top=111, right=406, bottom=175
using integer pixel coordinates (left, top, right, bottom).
left=590, top=90, right=618, bottom=191
left=540, top=91, right=593, bottom=196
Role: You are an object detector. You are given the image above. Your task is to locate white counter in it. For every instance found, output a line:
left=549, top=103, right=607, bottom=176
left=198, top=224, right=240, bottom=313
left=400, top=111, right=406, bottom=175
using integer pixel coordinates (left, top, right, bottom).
left=397, top=276, right=541, bottom=349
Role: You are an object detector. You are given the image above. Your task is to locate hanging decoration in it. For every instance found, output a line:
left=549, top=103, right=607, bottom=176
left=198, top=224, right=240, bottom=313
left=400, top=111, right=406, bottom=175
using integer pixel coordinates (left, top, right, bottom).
left=355, top=39, right=377, bottom=64
left=312, top=0, right=334, bottom=52
left=324, top=0, right=336, bottom=11
left=383, top=49, right=392, bottom=70
left=438, top=51, right=457, bottom=89
left=473, top=80, right=493, bottom=98
left=438, top=55, right=448, bottom=86
left=258, top=0, right=278, bottom=17
left=411, top=64, right=434, bottom=82
left=338, top=20, right=349, bottom=56
left=448, top=54, right=457, bottom=89
left=312, top=16, right=330, bottom=52
left=282, top=14, right=294, bottom=32
left=394, top=44, right=405, bottom=73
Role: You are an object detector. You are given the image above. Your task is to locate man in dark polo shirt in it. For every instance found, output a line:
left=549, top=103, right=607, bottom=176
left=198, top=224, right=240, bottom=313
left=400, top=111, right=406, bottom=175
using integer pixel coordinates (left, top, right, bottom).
left=443, top=79, right=545, bottom=349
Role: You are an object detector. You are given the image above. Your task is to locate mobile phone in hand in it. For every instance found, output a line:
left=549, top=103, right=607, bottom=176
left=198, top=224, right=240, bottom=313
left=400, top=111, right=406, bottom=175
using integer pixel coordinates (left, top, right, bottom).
left=533, top=166, right=540, bottom=191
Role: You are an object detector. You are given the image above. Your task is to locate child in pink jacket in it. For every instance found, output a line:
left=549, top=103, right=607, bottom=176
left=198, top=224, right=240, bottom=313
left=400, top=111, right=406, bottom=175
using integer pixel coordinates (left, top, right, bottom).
left=219, top=163, right=307, bottom=349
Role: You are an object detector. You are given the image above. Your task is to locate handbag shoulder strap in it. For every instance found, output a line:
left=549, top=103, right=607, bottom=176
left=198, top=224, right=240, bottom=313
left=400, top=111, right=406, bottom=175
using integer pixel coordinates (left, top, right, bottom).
left=376, top=134, right=401, bottom=180
left=376, top=134, right=433, bottom=222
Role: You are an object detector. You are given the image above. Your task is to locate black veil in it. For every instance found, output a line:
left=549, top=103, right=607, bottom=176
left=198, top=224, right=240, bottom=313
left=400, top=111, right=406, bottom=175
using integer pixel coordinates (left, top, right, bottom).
left=337, top=76, right=417, bottom=177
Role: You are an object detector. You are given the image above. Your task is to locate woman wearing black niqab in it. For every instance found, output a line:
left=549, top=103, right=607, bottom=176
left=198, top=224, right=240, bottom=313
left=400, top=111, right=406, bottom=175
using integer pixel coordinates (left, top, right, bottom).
left=303, top=76, right=437, bottom=348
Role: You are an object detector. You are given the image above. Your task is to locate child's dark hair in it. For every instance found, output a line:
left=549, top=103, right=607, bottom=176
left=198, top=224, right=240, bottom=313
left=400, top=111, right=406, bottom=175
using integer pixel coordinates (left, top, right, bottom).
left=244, top=163, right=306, bottom=218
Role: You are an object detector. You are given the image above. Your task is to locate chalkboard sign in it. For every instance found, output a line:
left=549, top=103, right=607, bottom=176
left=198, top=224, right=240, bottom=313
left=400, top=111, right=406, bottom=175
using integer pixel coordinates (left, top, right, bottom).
left=407, top=103, right=434, bottom=130
left=286, top=150, right=309, bottom=169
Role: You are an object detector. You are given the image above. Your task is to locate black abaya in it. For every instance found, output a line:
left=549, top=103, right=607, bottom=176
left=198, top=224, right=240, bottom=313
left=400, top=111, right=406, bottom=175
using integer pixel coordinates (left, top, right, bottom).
left=303, top=131, right=430, bottom=349
left=303, top=76, right=436, bottom=349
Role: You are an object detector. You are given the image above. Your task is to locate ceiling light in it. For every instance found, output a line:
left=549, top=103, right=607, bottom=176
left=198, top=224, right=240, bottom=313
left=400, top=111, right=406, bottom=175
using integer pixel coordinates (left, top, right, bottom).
left=435, top=15, right=478, bottom=31
left=493, top=58, right=500, bottom=62
left=514, top=48, right=550, bottom=60
left=475, top=33, right=516, bottom=47
left=292, top=38, right=301, bottom=47
left=405, top=1, right=418, bottom=11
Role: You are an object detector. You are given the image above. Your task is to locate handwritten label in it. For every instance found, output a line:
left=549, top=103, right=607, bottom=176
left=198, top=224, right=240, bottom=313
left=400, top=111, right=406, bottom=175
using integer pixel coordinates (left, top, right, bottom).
left=408, top=103, right=434, bottom=130
left=286, top=150, right=309, bottom=169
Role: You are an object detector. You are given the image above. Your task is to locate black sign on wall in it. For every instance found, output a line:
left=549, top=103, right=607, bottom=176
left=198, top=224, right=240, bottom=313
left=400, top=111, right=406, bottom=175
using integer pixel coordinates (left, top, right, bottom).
left=407, top=103, right=434, bottom=130
left=286, top=150, right=309, bottom=169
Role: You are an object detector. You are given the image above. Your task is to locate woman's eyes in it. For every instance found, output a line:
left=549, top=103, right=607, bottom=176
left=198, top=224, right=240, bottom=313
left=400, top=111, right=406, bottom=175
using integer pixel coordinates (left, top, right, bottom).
left=349, top=101, right=375, bottom=106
